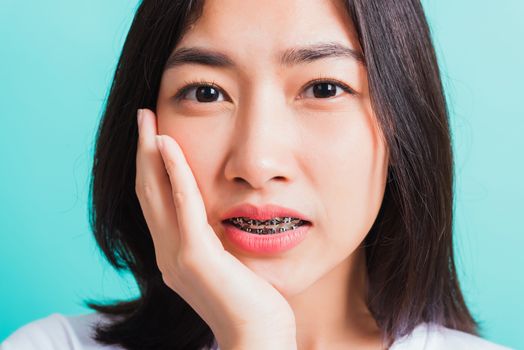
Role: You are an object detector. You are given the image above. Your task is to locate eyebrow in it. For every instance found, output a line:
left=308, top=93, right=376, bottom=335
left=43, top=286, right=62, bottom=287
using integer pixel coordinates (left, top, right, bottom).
left=163, top=42, right=365, bottom=71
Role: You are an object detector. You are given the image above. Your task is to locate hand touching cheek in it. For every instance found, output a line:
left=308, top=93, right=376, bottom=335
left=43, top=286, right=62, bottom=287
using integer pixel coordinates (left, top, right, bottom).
left=135, top=108, right=298, bottom=350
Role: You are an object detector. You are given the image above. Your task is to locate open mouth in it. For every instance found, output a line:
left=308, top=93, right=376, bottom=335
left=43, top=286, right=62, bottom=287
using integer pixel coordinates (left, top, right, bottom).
left=222, top=216, right=311, bottom=235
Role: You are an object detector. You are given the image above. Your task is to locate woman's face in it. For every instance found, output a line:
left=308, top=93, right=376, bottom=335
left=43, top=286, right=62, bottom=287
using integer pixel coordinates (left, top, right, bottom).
left=156, top=0, right=388, bottom=297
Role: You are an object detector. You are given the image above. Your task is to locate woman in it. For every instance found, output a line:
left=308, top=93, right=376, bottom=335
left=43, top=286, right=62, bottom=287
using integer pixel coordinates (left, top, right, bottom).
left=1, top=0, right=513, bottom=349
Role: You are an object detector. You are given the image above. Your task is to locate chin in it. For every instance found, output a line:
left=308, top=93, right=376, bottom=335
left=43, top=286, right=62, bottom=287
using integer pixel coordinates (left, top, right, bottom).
left=240, top=255, right=321, bottom=299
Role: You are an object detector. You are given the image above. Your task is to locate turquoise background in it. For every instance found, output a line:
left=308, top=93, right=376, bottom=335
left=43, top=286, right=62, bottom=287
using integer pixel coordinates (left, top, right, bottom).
left=0, top=0, right=522, bottom=348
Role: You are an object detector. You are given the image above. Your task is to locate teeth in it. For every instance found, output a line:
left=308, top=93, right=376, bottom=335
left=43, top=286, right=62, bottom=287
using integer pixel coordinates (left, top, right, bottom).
left=226, top=216, right=307, bottom=235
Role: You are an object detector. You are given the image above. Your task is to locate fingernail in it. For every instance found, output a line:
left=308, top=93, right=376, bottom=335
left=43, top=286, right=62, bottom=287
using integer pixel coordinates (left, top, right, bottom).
left=156, top=135, right=164, bottom=152
left=137, top=109, right=143, bottom=127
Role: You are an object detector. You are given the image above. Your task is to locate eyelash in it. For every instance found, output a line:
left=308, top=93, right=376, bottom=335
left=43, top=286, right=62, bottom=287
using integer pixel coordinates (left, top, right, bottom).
left=173, top=76, right=356, bottom=102
left=174, top=79, right=224, bottom=101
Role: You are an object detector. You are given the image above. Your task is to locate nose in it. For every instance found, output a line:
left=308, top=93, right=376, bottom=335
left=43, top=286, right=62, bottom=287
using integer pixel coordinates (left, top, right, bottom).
left=224, top=89, right=296, bottom=190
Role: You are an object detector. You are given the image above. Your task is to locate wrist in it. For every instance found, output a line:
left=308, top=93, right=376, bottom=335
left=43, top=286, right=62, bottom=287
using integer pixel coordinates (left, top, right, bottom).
left=219, top=324, right=297, bottom=350
left=226, top=338, right=297, bottom=350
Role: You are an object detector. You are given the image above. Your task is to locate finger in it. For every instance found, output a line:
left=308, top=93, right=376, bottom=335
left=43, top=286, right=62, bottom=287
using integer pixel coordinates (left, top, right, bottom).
left=136, top=108, right=181, bottom=248
left=155, top=134, right=209, bottom=249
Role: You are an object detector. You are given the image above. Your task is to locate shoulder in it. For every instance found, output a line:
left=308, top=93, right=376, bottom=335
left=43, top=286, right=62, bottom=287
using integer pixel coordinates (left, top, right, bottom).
left=390, top=322, right=514, bottom=350
left=1, top=312, right=124, bottom=350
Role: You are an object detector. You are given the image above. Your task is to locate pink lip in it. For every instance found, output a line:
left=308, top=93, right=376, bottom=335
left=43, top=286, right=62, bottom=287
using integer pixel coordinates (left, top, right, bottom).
left=222, top=221, right=311, bottom=254
left=220, top=203, right=313, bottom=254
left=220, top=203, right=312, bottom=222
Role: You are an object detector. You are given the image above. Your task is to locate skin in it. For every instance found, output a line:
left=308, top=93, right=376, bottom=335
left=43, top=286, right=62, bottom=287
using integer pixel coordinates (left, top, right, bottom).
left=137, top=0, right=389, bottom=349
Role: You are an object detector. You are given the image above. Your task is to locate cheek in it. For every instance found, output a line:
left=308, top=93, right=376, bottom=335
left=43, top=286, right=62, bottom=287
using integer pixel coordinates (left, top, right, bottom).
left=308, top=106, right=388, bottom=250
left=157, top=109, right=225, bottom=207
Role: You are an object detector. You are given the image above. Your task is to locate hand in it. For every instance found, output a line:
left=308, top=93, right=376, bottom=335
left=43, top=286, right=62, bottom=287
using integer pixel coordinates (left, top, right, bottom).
left=135, top=108, right=297, bottom=350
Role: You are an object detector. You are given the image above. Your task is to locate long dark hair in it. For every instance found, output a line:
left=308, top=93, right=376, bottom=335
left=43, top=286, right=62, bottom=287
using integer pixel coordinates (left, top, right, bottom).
left=85, top=0, right=479, bottom=349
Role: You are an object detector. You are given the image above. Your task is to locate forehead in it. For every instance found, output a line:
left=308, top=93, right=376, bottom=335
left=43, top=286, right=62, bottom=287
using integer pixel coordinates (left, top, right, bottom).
left=173, top=0, right=361, bottom=69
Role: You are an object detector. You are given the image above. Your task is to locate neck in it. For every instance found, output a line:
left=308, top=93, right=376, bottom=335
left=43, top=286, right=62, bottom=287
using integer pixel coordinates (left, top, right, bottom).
left=287, top=247, right=384, bottom=350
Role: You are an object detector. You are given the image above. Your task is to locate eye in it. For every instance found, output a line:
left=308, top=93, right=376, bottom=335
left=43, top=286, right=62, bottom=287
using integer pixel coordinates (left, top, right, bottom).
left=174, top=81, right=228, bottom=103
left=300, top=78, right=356, bottom=99
left=174, top=78, right=356, bottom=104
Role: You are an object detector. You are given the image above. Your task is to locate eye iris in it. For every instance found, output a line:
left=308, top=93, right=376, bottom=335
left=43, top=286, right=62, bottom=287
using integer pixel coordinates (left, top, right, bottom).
left=196, top=86, right=219, bottom=102
left=313, top=83, right=337, bottom=98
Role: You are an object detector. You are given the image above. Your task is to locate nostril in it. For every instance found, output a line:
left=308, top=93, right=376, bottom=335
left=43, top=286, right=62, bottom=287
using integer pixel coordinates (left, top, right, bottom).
left=232, top=177, right=250, bottom=185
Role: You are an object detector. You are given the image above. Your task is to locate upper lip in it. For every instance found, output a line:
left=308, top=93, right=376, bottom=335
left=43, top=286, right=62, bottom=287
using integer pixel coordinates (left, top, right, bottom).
left=221, top=203, right=312, bottom=223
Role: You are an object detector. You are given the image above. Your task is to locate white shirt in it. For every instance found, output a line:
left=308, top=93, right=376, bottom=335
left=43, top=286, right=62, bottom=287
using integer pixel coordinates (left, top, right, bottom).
left=0, top=312, right=513, bottom=350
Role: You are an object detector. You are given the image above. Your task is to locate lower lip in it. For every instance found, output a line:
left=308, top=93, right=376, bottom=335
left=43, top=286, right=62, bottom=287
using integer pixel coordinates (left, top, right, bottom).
left=222, top=222, right=311, bottom=254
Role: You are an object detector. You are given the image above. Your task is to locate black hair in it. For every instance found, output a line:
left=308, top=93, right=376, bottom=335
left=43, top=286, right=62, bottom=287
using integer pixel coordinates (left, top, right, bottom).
left=85, top=0, right=479, bottom=349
